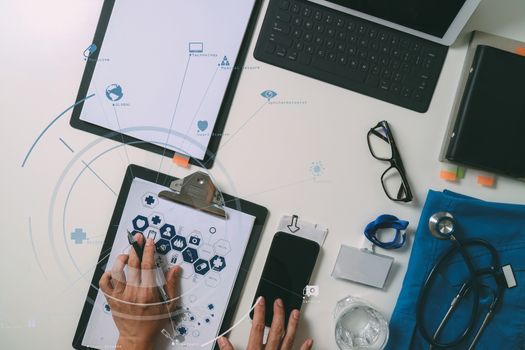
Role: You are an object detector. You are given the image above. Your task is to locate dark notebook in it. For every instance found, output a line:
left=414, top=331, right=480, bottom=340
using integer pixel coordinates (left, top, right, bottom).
left=445, top=45, right=525, bottom=178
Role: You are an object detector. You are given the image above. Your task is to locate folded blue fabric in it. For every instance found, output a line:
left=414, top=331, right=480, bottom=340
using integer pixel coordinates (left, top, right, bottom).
left=386, top=190, right=525, bottom=350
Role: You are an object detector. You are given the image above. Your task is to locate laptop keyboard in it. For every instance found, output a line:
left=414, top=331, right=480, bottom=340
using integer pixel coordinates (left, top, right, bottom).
left=254, top=0, right=449, bottom=113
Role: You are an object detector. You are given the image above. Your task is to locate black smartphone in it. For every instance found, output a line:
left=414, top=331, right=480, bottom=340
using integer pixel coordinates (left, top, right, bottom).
left=250, top=232, right=320, bottom=327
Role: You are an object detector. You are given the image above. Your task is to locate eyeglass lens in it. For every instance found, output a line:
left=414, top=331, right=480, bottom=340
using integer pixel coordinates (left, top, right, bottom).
left=382, top=166, right=409, bottom=201
left=368, top=125, right=393, bottom=160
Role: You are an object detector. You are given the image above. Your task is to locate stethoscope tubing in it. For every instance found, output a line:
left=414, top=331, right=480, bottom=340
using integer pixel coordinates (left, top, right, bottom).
left=416, top=236, right=502, bottom=348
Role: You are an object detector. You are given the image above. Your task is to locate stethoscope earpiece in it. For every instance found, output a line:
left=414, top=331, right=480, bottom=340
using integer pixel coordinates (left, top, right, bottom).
left=429, top=212, right=456, bottom=240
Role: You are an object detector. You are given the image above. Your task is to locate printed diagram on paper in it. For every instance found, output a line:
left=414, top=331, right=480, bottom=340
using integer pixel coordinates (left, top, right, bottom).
left=82, top=178, right=255, bottom=349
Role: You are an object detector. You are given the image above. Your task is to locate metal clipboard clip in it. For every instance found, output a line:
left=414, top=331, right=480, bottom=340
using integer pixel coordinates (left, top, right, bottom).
left=158, top=171, right=227, bottom=219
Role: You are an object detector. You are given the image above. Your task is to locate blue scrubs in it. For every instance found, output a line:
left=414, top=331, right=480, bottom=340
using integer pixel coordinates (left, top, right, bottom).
left=386, top=190, right=525, bottom=349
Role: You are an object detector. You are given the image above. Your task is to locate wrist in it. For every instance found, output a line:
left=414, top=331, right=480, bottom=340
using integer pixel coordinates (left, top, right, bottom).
left=116, top=336, right=154, bottom=350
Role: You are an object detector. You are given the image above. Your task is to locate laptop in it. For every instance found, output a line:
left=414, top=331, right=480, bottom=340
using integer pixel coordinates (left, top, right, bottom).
left=254, top=0, right=481, bottom=112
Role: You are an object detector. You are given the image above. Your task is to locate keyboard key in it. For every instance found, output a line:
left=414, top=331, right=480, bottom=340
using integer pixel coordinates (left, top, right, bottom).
left=348, top=34, right=357, bottom=44
left=349, top=59, right=358, bottom=69
left=326, top=40, right=334, bottom=49
left=279, top=0, right=290, bottom=10
left=265, top=42, right=276, bottom=53
left=291, top=4, right=300, bottom=13
left=272, top=22, right=291, bottom=34
left=315, top=24, right=324, bottom=33
left=304, top=20, right=314, bottom=30
left=327, top=52, right=336, bottom=61
left=327, top=28, right=335, bottom=36
left=292, top=28, right=302, bottom=38
left=314, top=11, right=322, bottom=21
left=294, top=41, right=304, bottom=51
left=392, top=83, right=401, bottom=94
left=336, top=18, right=345, bottom=27
left=401, top=87, right=412, bottom=97
left=346, top=22, right=355, bottom=32
left=288, top=51, right=298, bottom=60
left=359, top=38, right=369, bottom=48
left=359, top=62, right=369, bottom=73
left=371, top=64, right=381, bottom=75
left=276, top=13, right=291, bottom=22
left=379, top=32, right=388, bottom=41
left=269, top=33, right=293, bottom=47
left=348, top=46, right=357, bottom=55
left=358, top=50, right=368, bottom=59
left=316, top=49, right=325, bottom=58
left=303, top=7, right=312, bottom=17
left=312, top=56, right=366, bottom=82
left=293, top=17, right=303, bottom=26
left=324, top=14, right=333, bottom=24
left=337, top=31, right=346, bottom=41
left=304, top=32, right=313, bottom=42
left=305, top=45, right=314, bottom=55
left=337, top=54, right=347, bottom=65
left=380, top=80, right=391, bottom=90
left=365, top=74, right=380, bottom=87
left=314, top=36, right=323, bottom=45
left=276, top=47, right=287, bottom=57
left=337, top=42, right=346, bottom=52
left=357, top=25, right=367, bottom=35
left=298, top=52, right=312, bottom=64
left=368, top=29, right=378, bottom=39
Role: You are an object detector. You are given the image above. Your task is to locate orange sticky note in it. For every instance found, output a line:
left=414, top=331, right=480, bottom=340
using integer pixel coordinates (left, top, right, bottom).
left=516, top=47, right=525, bottom=57
left=477, top=175, right=496, bottom=187
left=440, top=170, right=457, bottom=181
left=172, top=153, right=190, bottom=168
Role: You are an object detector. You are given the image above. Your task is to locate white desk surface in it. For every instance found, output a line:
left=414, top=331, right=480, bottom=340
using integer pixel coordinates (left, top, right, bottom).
left=1, top=0, right=525, bottom=349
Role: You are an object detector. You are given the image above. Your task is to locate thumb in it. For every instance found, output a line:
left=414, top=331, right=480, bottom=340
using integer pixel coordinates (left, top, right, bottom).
left=218, top=336, right=234, bottom=350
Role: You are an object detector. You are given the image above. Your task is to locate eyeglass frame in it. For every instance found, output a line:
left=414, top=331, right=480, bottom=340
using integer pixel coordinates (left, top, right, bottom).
left=367, top=120, right=413, bottom=202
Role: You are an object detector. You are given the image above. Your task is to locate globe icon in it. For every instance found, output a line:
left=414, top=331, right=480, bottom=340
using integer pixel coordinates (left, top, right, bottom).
left=105, top=84, right=123, bottom=102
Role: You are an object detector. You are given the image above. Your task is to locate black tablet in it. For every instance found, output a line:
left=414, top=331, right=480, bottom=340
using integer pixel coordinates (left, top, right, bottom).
left=72, top=164, right=268, bottom=349
left=70, top=0, right=263, bottom=169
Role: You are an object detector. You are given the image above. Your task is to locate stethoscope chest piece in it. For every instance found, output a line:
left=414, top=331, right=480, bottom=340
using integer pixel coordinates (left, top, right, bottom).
left=429, top=212, right=456, bottom=240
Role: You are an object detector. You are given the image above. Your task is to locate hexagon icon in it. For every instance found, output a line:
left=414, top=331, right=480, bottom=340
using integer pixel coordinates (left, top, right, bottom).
left=213, top=239, right=231, bottom=256
left=198, top=244, right=214, bottom=260
left=210, top=255, right=226, bottom=272
left=155, top=239, right=172, bottom=255
left=193, top=259, right=210, bottom=275
left=181, top=262, right=194, bottom=278
left=142, top=192, right=158, bottom=208
left=166, top=250, right=179, bottom=265
left=160, top=224, right=176, bottom=240
left=145, top=228, right=159, bottom=242
left=188, top=235, right=201, bottom=246
left=149, top=213, right=164, bottom=227
left=171, top=235, right=187, bottom=251
left=182, top=247, right=199, bottom=263
left=132, top=215, right=149, bottom=232
left=205, top=272, right=220, bottom=288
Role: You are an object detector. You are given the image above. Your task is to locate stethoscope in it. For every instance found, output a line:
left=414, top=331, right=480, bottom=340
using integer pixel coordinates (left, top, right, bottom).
left=416, top=212, right=507, bottom=350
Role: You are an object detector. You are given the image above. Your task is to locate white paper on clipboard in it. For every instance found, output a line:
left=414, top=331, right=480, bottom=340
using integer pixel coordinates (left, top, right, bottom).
left=79, top=0, right=256, bottom=161
left=81, top=178, right=255, bottom=349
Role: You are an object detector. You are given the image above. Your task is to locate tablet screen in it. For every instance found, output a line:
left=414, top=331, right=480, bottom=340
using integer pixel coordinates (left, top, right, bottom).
left=78, top=0, right=256, bottom=161
left=326, top=0, right=467, bottom=37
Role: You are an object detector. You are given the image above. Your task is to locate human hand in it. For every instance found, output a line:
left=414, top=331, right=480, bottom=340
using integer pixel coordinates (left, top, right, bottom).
left=99, top=234, right=181, bottom=350
left=217, top=297, right=313, bottom=350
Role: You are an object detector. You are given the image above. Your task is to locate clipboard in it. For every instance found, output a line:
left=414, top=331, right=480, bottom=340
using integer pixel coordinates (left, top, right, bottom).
left=70, top=0, right=263, bottom=169
left=72, top=164, right=268, bottom=349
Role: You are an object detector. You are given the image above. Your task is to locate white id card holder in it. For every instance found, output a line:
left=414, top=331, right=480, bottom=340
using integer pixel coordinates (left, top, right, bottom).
left=331, top=245, right=394, bottom=289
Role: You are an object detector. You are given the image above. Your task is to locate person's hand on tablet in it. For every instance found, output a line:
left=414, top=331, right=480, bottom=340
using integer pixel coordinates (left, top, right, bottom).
left=99, top=234, right=181, bottom=350
left=217, top=297, right=314, bottom=350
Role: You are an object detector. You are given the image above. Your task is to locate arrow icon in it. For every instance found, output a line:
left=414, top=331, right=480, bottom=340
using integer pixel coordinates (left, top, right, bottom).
left=287, top=215, right=300, bottom=233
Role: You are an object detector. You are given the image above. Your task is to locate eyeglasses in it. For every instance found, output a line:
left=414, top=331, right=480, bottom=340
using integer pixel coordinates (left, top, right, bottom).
left=367, top=120, right=413, bottom=202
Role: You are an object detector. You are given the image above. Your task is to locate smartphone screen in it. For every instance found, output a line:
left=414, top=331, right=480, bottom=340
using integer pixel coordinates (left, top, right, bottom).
left=251, top=232, right=320, bottom=327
